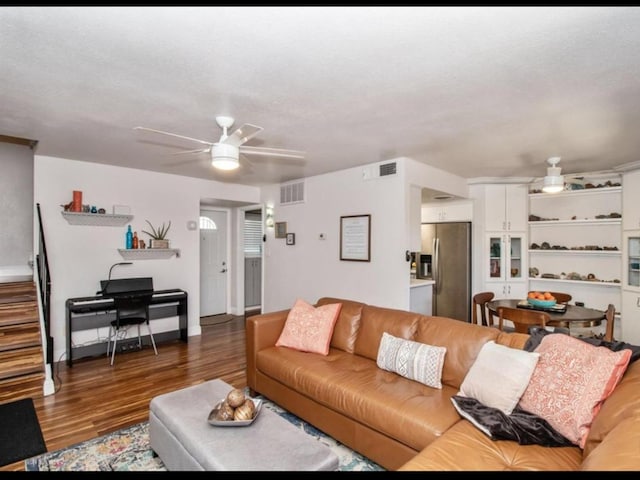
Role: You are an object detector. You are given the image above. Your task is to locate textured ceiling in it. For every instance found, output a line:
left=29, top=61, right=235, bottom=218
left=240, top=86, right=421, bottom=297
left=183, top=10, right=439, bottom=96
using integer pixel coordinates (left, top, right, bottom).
left=2, top=6, right=640, bottom=187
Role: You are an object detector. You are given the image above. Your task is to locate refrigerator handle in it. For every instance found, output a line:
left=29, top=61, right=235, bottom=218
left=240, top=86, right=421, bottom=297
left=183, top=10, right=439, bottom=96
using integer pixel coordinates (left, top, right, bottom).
left=433, top=237, right=440, bottom=293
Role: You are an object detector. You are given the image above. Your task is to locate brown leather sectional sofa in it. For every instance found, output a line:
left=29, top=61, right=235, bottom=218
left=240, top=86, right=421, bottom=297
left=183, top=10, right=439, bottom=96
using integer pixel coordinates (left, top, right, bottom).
left=245, top=297, right=640, bottom=471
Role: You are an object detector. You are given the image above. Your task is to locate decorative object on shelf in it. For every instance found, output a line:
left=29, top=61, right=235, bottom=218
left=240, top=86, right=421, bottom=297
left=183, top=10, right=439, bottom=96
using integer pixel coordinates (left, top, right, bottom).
left=126, top=225, right=133, bottom=249
left=90, top=205, right=97, bottom=213
left=286, top=233, right=295, bottom=245
left=133, top=231, right=139, bottom=249
left=275, top=222, right=287, bottom=238
left=541, top=157, right=564, bottom=194
left=142, top=220, right=171, bottom=249
left=72, top=190, right=83, bottom=212
left=98, top=208, right=106, bottom=214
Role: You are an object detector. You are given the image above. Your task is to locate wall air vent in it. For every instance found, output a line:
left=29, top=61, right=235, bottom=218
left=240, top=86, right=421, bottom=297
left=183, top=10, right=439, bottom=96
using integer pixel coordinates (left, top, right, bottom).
left=280, top=180, right=305, bottom=205
left=362, top=161, right=398, bottom=181
left=379, top=162, right=397, bottom=177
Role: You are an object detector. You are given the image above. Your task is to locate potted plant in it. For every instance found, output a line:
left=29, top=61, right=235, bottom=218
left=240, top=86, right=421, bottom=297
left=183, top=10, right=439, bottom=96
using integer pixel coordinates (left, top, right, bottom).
left=142, top=220, right=171, bottom=249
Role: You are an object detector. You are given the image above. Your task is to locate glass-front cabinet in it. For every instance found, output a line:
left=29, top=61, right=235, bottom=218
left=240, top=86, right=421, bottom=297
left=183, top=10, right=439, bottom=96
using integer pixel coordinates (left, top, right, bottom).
left=487, top=233, right=524, bottom=281
left=486, top=233, right=527, bottom=298
left=624, top=233, right=640, bottom=290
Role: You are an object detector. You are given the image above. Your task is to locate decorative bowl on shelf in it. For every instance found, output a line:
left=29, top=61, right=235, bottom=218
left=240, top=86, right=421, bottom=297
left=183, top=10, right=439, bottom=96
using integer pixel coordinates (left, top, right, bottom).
left=527, top=298, right=557, bottom=308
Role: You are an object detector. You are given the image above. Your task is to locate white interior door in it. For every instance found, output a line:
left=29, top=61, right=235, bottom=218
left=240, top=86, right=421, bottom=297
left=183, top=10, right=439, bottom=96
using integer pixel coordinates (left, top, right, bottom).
left=200, top=209, right=227, bottom=316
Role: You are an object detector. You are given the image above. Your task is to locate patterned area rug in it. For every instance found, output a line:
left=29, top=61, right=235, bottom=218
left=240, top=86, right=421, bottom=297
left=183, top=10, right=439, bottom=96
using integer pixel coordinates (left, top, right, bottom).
left=25, top=394, right=384, bottom=471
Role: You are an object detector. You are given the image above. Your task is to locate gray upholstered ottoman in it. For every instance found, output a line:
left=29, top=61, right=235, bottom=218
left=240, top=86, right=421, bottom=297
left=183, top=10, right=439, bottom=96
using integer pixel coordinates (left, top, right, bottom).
left=149, top=379, right=339, bottom=471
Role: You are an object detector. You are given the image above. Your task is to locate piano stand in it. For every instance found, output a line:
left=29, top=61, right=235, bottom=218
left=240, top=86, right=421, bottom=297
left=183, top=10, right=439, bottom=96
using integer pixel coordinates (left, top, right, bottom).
left=65, top=288, right=188, bottom=367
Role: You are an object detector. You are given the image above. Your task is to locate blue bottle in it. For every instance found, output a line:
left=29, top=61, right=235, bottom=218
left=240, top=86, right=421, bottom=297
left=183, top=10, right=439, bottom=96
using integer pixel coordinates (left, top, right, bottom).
left=126, top=225, right=133, bottom=249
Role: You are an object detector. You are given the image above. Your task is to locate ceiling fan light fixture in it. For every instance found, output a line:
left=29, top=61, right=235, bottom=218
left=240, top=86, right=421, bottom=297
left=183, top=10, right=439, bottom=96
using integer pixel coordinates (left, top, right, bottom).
left=542, top=156, right=565, bottom=194
left=211, top=143, right=240, bottom=170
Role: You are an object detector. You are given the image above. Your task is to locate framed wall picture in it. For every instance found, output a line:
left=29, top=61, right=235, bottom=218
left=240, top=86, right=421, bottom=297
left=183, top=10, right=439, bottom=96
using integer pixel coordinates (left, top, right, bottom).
left=275, top=222, right=287, bottom=238
left=286, top=233, right=295, bottom=245
left=340, top=214, right=371, bottom=262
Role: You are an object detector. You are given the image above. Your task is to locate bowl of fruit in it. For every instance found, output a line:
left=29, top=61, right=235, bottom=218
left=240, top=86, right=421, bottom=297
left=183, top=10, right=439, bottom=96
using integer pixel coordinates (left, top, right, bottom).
left=527, top=291, right=557, bottom=308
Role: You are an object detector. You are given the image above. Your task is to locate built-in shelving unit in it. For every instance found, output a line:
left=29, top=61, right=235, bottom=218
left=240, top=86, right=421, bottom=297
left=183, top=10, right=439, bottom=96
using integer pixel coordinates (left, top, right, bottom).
left=528, top=175, right=622, bottom=314
left=62, top=211, right=133, bottom=226
left=118, top=248, right=180, bottom=260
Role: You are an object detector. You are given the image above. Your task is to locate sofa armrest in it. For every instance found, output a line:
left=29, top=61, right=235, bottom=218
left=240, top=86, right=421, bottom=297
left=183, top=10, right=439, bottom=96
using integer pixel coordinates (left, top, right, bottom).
left=245, top=309, right=289, bottom=391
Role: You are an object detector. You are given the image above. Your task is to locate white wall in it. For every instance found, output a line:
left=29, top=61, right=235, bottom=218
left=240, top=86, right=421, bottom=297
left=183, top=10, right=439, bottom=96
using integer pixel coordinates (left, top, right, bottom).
left=1, top=142, right=33, bottom=267
left=34, top=155, right=259, bottom=362
left=260, top=158, right=411, bottom=312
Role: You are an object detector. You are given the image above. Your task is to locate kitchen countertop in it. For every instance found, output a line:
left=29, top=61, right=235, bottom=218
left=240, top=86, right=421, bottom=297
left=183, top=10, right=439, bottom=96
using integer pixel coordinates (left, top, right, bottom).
left=410, top=278, right=435, bottom=288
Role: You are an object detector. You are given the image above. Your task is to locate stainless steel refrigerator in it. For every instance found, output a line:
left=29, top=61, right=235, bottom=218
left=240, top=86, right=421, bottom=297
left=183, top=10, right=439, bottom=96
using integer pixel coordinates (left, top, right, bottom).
left=420, top=222, right=471, bottom=322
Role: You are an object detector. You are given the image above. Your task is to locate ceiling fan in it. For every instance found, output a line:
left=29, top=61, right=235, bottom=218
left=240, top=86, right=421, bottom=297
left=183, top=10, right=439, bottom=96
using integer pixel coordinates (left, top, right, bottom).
left=134, top=116, right=305, bottom=171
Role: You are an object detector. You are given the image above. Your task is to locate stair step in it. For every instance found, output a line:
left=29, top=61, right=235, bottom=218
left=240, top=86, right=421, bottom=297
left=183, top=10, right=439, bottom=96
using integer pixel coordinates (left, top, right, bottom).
left=0, top=346, right=44, bottom=380
left=0, top=301, right=39, bottom=327
left=0, top=281, right=37, bottom=305
left=0, top=322, right=42, bottom=351
left=0, top=372, right=45, bottom=403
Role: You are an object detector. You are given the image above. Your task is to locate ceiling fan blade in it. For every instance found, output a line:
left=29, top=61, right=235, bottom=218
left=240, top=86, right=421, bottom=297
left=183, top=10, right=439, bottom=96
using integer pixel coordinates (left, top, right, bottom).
left=222, top=124, right=263, bottom=147
left=239, top=145, right=305, bottom=159
left=169, top=147, right=211, bottom=156
left=134, top=126, right=213, bottom=147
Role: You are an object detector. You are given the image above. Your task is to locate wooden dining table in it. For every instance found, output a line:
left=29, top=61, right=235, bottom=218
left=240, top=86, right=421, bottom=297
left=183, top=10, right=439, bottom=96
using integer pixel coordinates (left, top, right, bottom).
left=487, top=299, right=605, bottom=330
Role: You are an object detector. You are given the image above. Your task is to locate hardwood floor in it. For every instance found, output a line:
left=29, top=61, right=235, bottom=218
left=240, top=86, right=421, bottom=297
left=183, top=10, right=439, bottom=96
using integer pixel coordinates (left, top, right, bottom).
left=2, top=317, right=248, bottom=471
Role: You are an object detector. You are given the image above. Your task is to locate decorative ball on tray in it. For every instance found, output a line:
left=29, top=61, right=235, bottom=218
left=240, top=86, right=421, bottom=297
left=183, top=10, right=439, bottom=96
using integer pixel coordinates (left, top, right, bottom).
left=527, top=291, right=557, bottom=307
left=213, top=388, right=257, bottom=422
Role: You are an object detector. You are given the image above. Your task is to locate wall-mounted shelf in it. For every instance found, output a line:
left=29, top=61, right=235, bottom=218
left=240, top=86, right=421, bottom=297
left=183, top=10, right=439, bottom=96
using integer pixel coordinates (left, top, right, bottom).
left=118, top=248, right=180, bottom=260
left=528, top=277, right=621, bottom=288
left=62, top=211, right=133, bottom=226
left=529, top=249, right=621, bottom=257
left=529, top=219, right=621, bottom=227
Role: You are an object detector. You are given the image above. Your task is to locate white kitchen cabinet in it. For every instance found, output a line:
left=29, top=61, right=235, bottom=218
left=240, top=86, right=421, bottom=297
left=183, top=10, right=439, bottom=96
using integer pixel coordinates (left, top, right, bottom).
left=485, top=232, right=527, bottom=299
left=621, top=169, right=640, bottom=343
left=409, top=280, right=434, bottom=315
left=484, top=184, right=528, bottom=232
left=421, top=201, right=472, bottom=223
left=623, top=169, right=640, bottom=230
left=528, top=179, right=622, bottom=312
left=622, top=291, right=640, bottom=344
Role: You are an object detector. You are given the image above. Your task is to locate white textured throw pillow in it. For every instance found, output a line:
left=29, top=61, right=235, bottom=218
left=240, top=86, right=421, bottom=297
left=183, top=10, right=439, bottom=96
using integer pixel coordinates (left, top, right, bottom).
left=376, top=332, right=447, bottom=389
left=458, top=340, right=540, bottom=415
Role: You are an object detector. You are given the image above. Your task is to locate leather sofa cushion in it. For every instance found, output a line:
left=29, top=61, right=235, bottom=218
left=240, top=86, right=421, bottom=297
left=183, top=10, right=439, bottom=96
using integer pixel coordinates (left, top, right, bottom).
left=257, top=346, right=461, bottom=452
left=582, top=359, right=640, bottom=457
left=398, top=420, right=582, bottom=471
left=581, top=415, right=640, bottom=471
left=354, top=305, right=420, bottom=360
left=413, top=316, right=500, bottom=389
left=317, top=297, right=364, bottom=354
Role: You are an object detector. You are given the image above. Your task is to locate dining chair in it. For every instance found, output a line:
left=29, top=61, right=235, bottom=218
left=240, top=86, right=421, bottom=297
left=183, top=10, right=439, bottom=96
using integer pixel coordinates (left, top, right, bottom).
left=107, top=292, right=158, bottom=365
left=497, top=306, right=551, bottom=335
left=472, top=292, right=495, bottom=327
left=528, top=291, right=572, bottom=304
left=604, top=304, right=615, bottom=342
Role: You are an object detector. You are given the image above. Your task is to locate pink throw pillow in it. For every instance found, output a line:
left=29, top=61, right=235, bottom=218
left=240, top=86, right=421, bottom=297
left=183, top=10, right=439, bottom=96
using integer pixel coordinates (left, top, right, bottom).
left=276, top=299, right=342, bottom=355
left=518, top=334, right=631, bottom=448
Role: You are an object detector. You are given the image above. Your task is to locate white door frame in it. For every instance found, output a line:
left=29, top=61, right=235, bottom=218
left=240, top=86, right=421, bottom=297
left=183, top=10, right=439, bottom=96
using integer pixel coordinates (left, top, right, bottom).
left=199, top=206, right=231, bottom=316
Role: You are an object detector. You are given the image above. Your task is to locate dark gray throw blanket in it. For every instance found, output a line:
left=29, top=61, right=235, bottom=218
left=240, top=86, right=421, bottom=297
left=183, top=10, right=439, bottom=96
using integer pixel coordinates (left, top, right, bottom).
left=451, top=396, right=574, bottom=447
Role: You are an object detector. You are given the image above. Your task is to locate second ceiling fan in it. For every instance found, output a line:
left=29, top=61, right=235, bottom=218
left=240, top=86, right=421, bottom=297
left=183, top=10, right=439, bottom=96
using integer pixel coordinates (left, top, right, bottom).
left=134, top=116, right=305, bottom=170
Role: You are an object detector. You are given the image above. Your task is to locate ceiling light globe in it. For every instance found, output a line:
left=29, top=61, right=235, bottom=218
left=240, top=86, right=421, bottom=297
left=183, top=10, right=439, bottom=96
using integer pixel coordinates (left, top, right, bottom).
left=211, top=143, right=240, bottom=170
left=542, top=175, right=565, bottom=193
